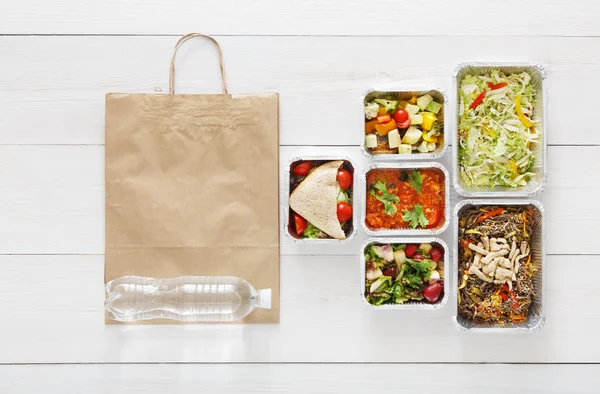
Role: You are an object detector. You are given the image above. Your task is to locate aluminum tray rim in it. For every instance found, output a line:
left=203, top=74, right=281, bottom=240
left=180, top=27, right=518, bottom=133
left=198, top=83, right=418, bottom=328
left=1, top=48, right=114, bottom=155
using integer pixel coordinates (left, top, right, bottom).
left=452, top=62, right=548, bottom=198
left=282, top=155, right=358, bottom=244
left=452, top=199, right=546, bottom=333
left=360, top=162, right=450, bottom=236
left=360, top=87, right=449, bottom=161
left=360, top=237, right=450, bottom=310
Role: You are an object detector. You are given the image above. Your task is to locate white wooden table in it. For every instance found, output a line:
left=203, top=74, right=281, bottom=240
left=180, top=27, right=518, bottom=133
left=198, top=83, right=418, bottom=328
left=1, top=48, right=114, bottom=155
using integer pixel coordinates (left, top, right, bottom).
left=1, top=1, right=599, bottom=392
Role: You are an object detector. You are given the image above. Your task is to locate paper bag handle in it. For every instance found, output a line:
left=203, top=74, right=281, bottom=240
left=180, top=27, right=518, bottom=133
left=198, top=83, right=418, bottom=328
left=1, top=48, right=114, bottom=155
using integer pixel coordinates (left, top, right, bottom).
left=169, top=33, right=228, bottom=95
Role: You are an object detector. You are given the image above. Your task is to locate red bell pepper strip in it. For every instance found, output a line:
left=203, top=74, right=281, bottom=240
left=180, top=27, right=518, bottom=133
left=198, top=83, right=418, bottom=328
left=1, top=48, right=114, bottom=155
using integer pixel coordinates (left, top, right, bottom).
left=509, top=291, right=518, bottom=309
left=487, top=82, right=508, bottom=90
left=469, top=91, right=486, bottom=109
left=476, top=208, right=505, bottom=222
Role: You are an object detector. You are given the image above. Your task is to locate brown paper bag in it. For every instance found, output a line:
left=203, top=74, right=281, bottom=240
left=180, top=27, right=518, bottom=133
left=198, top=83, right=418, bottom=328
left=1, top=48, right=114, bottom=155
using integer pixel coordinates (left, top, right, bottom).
left=104, top=33, right=279, bottom=324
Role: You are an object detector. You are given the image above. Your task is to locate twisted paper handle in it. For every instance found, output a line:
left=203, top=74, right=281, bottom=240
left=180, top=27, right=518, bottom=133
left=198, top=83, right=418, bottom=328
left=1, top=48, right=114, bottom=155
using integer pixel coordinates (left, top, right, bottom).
left=169, top=33, right=228, bottom=94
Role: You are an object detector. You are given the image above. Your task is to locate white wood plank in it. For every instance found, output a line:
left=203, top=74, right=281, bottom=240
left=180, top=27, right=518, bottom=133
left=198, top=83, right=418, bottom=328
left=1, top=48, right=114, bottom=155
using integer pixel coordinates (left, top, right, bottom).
left=0, top=254, right=597, bottom=363
left=0, top=144, right=594, bottom=255
left=0, top=35, right=597, bottom=146
left=1, top=364, right=598, bottom=394
left=1, top=0, right=598, bottom=36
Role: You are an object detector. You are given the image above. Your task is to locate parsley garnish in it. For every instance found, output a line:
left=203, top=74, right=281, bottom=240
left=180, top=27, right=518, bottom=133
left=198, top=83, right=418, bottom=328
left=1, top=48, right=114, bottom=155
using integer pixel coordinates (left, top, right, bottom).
left=408, top=171, right=423, bottom=193
left=401, top=204, right=429, bottom=229
left=370, top=181, right=400, bottom=216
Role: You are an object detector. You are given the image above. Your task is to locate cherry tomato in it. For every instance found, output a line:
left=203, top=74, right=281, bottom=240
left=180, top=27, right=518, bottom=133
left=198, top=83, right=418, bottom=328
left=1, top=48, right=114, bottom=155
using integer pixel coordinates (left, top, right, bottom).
left=293, top=213, right=307, bottom=235
left=336, top=202, right=353, bottom=222
left=293, top=162, right=312, bottom=176
left=405, top=244, right=417, bottom=258
left=412, top=253, right=425, bottom=261
left=429, top=247, right=443, bottom=262
left=424, top=206, right=441, bottom=228
left=397, top=118, right=411, bottom=129
left=337, top=169, right=352, bottom=190
left=382, top=267, right=398, bottom=279
left=393, top=109, right=409, bottom=124
left=423, top=282, right=443, bottom=303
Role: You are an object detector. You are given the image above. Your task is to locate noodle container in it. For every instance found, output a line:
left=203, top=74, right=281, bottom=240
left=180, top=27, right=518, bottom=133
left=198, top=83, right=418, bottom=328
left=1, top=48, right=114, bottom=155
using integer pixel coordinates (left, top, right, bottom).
left=453, top=199, right=546, bottom=332
left=452, top=63, right=547, bottom=197
left=360, top=162, right=450, bottom=236
left=360, top=89, right=448, bottom=161
left=284, top=156, right=357, bottom=244
left=360, top=237, right=449, bottom=310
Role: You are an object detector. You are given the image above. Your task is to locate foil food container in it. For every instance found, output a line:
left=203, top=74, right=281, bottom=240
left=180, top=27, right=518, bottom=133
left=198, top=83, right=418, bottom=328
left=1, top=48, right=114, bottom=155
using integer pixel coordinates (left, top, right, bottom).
left=360, top=237, right=449, bottom=310
left=361, top=89, right=448, bottom=161
left=284, top=156, right=357, bottom=244
left=453, top=199, right=546, bottom=332
left=360, top=162, right=450, bottom=236
left=452, top=63, right=547, bottom=197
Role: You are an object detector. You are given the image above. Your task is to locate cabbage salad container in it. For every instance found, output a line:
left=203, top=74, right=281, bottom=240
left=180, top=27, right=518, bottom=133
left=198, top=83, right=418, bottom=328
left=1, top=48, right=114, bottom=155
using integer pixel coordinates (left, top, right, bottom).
left=361, top=89, right=448, bottom=160
left=361, top=238, right=449, bottom=310
left=452, top=63, right=547, bottom=197
left=284, top=156, right=357, bottom=243
left=360, top=162, right=450, bottom=236
left=453, top=199, right=546, bottom=332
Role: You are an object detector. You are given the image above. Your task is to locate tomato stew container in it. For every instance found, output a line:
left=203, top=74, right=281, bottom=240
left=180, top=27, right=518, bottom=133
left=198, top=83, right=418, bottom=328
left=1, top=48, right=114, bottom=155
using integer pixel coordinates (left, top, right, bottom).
left=453, top=200, right=546, bottom=332
left=284, top=156, right=357, bottom=243
left=361, top=89, right=448, bottom=161
left=452, top=63, right=547, bottom=197
left=360, top=162, right=450, bottom=236
left=360, top=237, right=449, bottom=310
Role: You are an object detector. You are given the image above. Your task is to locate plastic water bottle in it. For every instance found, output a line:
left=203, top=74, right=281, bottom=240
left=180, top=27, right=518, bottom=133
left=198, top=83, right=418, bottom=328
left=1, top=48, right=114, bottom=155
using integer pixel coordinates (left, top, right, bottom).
left=105, top=276, right=271, bottom=322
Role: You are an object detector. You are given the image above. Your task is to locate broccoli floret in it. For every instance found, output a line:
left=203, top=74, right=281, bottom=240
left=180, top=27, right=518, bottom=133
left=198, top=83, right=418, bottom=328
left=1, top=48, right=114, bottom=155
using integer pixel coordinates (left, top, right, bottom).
left=364, top=101, right=379, bottom=120
left=374, top=99, right=398, bottom=114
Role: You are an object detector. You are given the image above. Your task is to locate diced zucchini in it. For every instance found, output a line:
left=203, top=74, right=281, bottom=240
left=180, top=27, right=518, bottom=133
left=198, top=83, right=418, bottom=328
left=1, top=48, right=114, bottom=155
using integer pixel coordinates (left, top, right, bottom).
left=402, top=126, right=423, bottom=145
left=387, top=129, right=401, bottom=149
left=365, top=134, right=377, bottom=149
left=425, top=100, right=442, bottom=114
left=398, top=144, right=412, bottom=154
left=417, top=94, right=433, bottom=110
left=404, top=103, right=420, bottom=115
left=409, top=114, right=423, bottom=125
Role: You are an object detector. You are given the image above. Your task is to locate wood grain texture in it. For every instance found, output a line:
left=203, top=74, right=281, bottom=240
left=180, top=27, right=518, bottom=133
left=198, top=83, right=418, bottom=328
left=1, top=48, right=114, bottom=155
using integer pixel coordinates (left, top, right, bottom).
left=1, top=0, right=599, bottom=36
left=1, top=364, right=599, bottom=393
left=0, top=254, right=597, bottom=363
left=0, top=145, right=594, bottom=255
left=0, top=35, right=598, bottom=145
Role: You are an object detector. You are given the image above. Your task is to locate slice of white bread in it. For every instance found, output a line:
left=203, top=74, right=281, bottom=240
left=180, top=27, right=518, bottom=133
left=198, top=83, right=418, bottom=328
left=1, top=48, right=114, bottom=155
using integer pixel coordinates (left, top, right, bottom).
left=289, top=160, right=346, bottom=240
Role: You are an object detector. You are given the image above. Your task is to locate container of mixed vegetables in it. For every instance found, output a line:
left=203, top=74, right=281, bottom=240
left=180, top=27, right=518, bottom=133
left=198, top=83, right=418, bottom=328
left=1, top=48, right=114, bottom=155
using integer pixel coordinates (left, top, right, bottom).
left=363, top=90, right=447, bottom=159
left=361, top=238, right=448, bottom=309
left=453, top=63, right=547, bottom=196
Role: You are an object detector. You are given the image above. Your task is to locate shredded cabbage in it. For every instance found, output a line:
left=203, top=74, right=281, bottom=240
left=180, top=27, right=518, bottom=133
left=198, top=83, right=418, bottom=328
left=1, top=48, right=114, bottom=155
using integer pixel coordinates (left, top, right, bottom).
left=458, top=70, right=541, bottom=187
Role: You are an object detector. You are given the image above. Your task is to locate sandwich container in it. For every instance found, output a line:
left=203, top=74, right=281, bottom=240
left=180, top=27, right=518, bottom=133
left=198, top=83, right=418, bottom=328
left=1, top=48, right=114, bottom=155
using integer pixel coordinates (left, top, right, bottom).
left=360, top=237, right=449, bottom=310
left=284, top=156, right=358, bottom=243
left=361, top=89, right=448, bottom=161
left=452, top=62, right=548, bottom=197
left=453, top=199, right=546, bottom=332
left=360, top=162, right=450, bottom=236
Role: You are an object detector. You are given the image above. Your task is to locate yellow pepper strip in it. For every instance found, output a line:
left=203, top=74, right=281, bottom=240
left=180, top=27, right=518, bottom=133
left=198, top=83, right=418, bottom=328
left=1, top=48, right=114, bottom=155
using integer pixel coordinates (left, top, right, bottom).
left=515, top=95, right=533, bottom=128
left=408, top=95, right=417, bottom=104
left=421, top=112, right=437, bottom=131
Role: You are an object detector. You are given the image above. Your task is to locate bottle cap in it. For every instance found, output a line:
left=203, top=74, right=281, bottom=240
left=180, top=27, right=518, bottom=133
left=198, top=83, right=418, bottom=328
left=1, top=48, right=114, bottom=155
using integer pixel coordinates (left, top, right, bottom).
left=257, top=289, right=272, bottom=309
